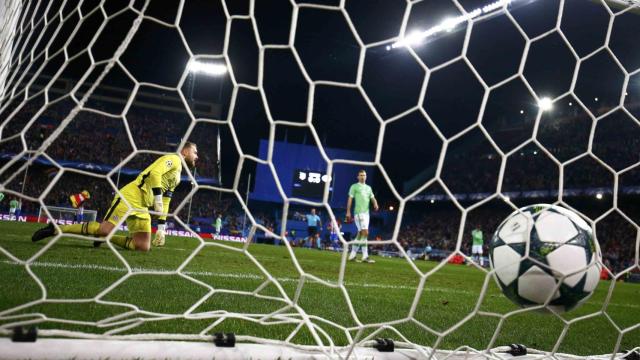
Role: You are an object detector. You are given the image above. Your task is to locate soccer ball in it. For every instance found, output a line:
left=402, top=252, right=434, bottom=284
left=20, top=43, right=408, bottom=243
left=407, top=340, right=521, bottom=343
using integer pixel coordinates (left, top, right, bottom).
left=489, top=204, right=601, bottom=313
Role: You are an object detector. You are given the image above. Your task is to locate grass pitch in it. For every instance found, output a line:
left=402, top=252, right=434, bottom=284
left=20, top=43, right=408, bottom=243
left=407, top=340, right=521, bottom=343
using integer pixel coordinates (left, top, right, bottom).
left=0, top=221, right=638, bottom=355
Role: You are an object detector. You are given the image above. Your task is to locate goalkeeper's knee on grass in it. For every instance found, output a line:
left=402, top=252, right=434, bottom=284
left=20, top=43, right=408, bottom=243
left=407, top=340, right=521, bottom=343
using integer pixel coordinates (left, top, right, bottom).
left=110, top=235, right=137, bottom=250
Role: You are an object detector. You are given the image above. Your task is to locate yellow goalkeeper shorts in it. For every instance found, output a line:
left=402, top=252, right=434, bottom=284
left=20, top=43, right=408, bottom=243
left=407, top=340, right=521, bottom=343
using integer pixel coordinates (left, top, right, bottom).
left=103, top=183, right=151, bottom=234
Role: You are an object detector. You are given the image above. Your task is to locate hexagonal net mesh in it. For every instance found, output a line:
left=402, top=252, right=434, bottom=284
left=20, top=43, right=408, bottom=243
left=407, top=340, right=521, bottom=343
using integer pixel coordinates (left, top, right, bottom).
left=0, top=0, right=639, bottom=358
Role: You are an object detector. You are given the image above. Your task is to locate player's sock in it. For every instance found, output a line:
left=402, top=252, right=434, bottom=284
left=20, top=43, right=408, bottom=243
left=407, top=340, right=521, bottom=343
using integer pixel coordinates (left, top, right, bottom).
left=349, top=239, right=359, bottom=260
left=362, top=242, right=369, bottom=259
left=110, top=235, right=136, bottom=250
left=59, top=221, right=100, bottom=236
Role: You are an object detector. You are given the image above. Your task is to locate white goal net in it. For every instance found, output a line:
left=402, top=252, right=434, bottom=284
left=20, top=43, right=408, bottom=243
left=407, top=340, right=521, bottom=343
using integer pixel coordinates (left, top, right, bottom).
left=0, top=0, right=639, bottom=359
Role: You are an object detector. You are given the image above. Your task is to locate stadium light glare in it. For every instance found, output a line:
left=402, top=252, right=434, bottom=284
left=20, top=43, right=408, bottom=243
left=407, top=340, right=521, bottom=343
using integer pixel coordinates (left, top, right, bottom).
left=188, top=60, right=227, bottom=76
left=389, top=206, right=394, bottom=211
left=430, top=199, right=435, bottom=204
left=442, top=18, right=458, bottom=32
left=538, top=97, right=553, bottom=111
left=391, top=0, right=515, bottom=49
left=596, top=193, right=603, bottom=200
left=405, top=31, right=424, bottom=47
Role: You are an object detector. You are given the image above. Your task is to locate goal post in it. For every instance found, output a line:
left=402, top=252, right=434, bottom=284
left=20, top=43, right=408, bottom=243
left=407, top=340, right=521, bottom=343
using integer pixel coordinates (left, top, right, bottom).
left=0, top=0, right=20, bottom=100
left=0, top=0, right=639, bottom=359
left=1, top=337, right=637, bottom=360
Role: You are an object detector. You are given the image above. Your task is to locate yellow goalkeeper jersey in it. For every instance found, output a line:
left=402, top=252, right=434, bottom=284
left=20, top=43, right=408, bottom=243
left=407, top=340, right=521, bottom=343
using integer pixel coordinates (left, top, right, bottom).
left=132, top=154, right=182, bottom=208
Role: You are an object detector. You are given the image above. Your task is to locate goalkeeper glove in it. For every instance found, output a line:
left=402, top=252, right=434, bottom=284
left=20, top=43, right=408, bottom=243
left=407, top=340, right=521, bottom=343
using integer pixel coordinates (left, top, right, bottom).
left=152, top=223, right=166, bottom=247
left=153, top=188, right=164, bottom=214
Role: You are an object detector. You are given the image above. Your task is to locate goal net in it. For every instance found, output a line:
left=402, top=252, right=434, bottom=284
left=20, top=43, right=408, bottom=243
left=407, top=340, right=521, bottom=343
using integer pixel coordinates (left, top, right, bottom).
left=0, top=0, right=639, bottom=359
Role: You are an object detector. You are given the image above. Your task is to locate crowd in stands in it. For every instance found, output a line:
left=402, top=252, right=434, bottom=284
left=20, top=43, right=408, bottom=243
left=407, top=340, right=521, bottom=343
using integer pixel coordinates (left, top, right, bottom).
left=1, top=100, right=219, bottom=179
left=437, top=101, right=640, bottom=196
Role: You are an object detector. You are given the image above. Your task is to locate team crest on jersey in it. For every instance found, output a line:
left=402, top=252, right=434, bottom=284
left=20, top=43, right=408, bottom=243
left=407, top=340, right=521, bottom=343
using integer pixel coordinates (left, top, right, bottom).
left=166, top=159, right=173, bottom=168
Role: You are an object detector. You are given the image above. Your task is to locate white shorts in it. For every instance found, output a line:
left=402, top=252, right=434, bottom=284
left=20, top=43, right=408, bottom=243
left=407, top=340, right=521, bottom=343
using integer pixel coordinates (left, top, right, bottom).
left=472, top=245, right=483, bottom=255
left=354, top=212, right=370, bottom=231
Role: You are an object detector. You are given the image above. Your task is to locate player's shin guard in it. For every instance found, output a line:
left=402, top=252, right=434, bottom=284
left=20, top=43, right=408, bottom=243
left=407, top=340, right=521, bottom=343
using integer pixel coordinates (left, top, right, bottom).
left=110, top=235, right=136, bottom=250
left=59, top=221, right=100, bottom=236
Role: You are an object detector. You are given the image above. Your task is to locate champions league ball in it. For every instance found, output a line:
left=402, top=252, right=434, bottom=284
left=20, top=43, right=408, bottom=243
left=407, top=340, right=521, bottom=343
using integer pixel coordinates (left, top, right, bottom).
left=489, top=204, right=601, bottom=313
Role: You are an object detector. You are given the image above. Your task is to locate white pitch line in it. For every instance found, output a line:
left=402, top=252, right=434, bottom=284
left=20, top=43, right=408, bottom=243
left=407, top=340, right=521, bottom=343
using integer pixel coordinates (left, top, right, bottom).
left=1, top=259, right=432, bottom=292
left=3, top=260, right=638, bottom=309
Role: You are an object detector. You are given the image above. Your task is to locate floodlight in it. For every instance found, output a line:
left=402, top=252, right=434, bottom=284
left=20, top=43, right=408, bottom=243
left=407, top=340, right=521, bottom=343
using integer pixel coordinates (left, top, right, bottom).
left=391, top=0, right=518, bottom=49
left=188, top=60, right=227, bottom=76
left=538, top=97, right=553, bottom=111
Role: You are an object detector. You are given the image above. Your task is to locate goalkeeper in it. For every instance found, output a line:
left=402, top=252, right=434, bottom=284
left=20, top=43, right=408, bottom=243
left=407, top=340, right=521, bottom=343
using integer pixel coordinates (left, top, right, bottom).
left=32, top=142, right=199, bottom=251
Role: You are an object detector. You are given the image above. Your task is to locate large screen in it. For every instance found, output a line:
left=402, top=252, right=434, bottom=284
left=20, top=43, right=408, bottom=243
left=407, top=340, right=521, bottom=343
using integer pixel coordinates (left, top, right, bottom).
left=292, top=169, right=333, bottom=199
left=250, top=140, right=374, bottom=207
